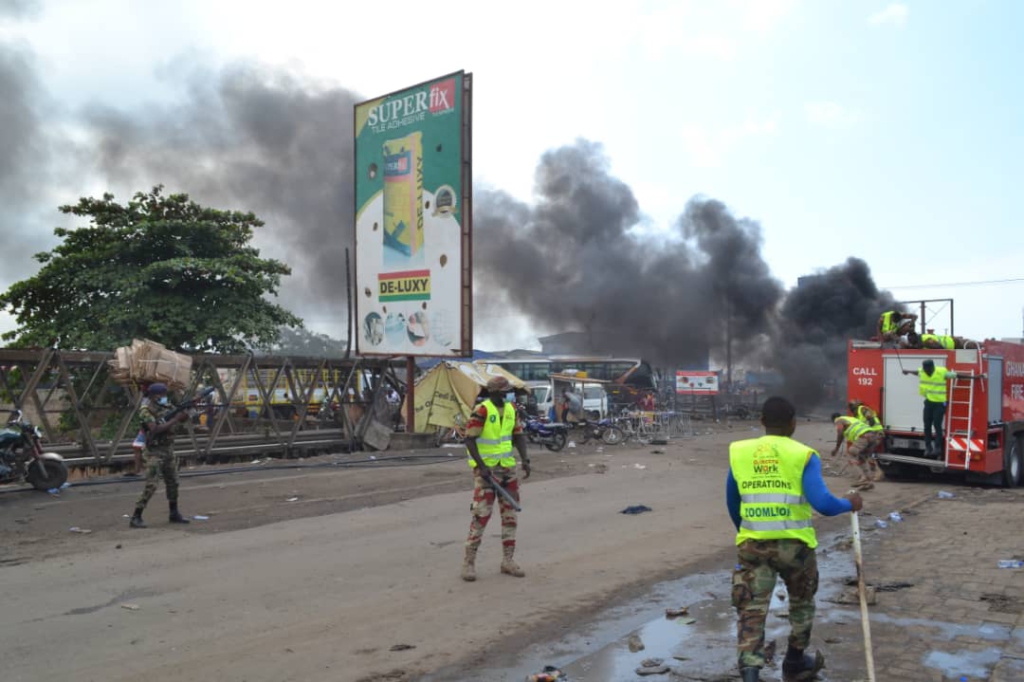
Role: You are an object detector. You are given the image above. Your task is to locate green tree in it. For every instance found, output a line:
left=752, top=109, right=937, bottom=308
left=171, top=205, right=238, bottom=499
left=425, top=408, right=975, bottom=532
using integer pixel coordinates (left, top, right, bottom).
left=0, top=186, right=301, bottom=353
left=267, top=326, right=349, bottom=358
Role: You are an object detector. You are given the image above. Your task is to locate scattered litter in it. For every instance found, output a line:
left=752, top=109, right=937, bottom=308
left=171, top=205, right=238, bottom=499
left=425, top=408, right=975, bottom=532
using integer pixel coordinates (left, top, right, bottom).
left=665, top=607, right=689, bottom=618
left=389, top=644, right=416, bottom=652
left=997, top=560, right=1024, bottom=569
left=937, top=490, right=956, bottom=499
left=636, top=662, right=670, bottom=676
left=68, top=527, right=92, bottom=534
left=251, top=459, right=260, bottom=464
left=47, top=488, right=61, bottom=496
left=832, top=586, right=877, bottom=606
left=192, top=515, right=210, bottom=521
left=875, top=519, right=888, bottom=529
left=844, top=579, right=915, bottom=593
left=633, top=463, right=647, bottom=470
left=369, top=455, right=377, bottom=460
left=621, top=505, right=653, bottom=515
left=888, top=511, right=904, bottom=523
left=120, top=603, right=140, bottom=611
left=650, top=449, right=665, bottom=454
left=524, top=666, right=564, bottom=682
left=122, top=514, right=131, bottom=518
left=286, top=497, right=299, bottom=502
left=60, top=481, right=70, bottom=489
left=568, top=441, right=577, bottom=448
left=627, top=634, right=645, bottom=652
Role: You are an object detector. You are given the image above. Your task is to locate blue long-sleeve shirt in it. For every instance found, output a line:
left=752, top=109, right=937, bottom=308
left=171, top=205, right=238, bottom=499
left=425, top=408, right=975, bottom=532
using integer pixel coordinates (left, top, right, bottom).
left=726, top=453, right=852, bottom=531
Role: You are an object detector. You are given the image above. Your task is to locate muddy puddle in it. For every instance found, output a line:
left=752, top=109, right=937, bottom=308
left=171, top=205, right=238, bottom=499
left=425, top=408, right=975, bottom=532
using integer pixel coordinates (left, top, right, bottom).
left=425, top=529, right=1018, bottom=682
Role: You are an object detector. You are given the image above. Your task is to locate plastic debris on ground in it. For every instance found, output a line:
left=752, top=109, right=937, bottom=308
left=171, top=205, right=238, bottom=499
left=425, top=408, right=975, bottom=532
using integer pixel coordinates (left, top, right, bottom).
left=665, top=607, right=689, bottom=618
left=524, top=665, right=565, bottom=682
left=120, top=603, right=140, bottom=611
left=997, top=560, right=1024, bottom=569
left=937, top=490, right=956, bottom=499
left=69, top=527, right=92, bottom=534
left=286, top=497, right=299, bottom=502
left=875, top=519, right=888, bottom=529
left=633, top=463, right=647, bottom=470
left=636, top=657, right=671, bottom=675
left=621, top=505, right=653, bottom=515
left=389, top=644, right=416, bottom=651
left=627, top=634, right=645, bottom=652
left=192, top=515, right=210, bottom=521
left=567, top=442, right=577, bottom=448
left=889, top=511, right=904, bottom=522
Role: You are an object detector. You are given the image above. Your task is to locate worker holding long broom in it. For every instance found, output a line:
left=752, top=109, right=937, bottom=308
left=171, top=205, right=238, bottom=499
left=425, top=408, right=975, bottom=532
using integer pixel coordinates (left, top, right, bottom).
left=727, top=396, right=864, bottom=682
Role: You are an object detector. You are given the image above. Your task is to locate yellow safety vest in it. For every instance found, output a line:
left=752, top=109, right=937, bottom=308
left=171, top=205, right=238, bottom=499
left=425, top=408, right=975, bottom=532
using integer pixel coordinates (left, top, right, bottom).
left=836, top=415, right=881, bottom=443
left=855, top=405, right=879, bottom=427
left=918, top=366, right=952, bottom=403
left=880, top=311, right=898, bottom=334
left=467, top=399, right=517, bottom=468
left=921, top=333, right=954, bottom=350
left=729, top=435, right=817, bottom=549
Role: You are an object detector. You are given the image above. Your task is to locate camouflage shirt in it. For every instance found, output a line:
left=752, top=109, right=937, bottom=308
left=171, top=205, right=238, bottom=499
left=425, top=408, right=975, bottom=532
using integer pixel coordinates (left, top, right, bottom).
left=141, top=400, right=177, bottom=448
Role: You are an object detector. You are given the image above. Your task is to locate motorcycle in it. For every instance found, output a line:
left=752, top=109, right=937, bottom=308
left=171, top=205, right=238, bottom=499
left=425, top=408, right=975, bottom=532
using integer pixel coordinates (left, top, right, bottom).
left=523, top=418, right=568, bottom=452
left=576, top=418, right=625, bottom=446
left=0, top=410, right=68, bottom=491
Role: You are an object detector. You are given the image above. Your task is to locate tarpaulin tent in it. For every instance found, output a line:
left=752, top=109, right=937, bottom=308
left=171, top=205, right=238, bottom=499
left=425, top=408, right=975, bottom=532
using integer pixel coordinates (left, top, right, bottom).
left=404, top=361, right=525, bottom=433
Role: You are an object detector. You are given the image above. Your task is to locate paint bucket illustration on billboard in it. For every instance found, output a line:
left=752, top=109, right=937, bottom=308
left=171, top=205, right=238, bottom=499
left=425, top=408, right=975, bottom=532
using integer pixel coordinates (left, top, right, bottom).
left=382, top=132, right=424, bottom=260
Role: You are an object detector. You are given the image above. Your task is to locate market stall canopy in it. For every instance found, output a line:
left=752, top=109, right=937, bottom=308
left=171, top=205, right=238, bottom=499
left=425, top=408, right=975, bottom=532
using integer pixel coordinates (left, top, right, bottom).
left=403, top=361, right=526, bottom=433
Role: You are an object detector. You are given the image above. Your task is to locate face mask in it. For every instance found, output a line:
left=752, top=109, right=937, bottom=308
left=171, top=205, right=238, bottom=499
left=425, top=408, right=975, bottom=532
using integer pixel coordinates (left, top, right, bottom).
left=158, top=396, right=169, bottom=406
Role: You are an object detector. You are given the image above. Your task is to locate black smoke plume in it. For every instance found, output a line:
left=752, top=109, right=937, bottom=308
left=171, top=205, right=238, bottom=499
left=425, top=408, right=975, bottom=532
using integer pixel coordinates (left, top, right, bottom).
left=474, top=140, right=784, bottom=368
left=0, top=35, right=61, bottom=286
left=81, top=62, right=361, bottom=330
left=774, top=258, right=899, bottom=407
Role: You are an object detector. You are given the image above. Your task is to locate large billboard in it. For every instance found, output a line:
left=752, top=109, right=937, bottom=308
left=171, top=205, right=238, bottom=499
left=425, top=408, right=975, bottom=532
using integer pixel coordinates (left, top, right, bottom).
left=354, top=71, right=472, bottom=356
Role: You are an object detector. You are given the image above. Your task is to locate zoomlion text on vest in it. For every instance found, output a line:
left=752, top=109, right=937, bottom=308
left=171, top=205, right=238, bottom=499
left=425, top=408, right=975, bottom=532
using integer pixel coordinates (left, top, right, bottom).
left=744, top=506, right=793, bottom=518
left=740, top=479, right=794, bottom=490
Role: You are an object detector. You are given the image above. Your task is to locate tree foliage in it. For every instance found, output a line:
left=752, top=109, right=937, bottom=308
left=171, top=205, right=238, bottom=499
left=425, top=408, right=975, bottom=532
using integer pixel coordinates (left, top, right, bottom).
left=0, top=186, right=301, bottom=353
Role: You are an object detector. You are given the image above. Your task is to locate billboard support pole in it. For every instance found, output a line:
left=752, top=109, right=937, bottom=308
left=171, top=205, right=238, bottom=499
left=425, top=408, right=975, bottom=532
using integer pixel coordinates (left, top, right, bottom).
left=406, top=356, right=416, bottom=433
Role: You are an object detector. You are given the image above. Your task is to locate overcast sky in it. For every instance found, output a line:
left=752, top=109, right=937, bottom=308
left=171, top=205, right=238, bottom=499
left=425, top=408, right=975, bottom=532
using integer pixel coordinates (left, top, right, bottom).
left=1, top=0, right=1021, bottom=351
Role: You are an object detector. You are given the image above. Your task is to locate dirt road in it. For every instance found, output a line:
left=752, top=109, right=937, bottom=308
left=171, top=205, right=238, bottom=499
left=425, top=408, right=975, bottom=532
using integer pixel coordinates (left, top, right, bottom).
left=0, top=421, right=940, bottom=682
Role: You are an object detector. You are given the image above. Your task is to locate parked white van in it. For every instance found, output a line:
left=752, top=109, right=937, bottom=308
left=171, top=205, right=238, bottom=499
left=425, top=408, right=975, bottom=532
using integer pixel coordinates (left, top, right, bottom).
left=526, top=380, right=608, bottom=421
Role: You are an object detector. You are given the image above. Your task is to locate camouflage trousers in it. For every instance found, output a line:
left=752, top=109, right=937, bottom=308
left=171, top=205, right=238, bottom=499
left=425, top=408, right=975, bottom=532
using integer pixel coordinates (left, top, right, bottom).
left=848, top=432, right=882, bottom=481
left=466, top=466, right=519, bottom=551
left=134, top=446, right=179, bottom=513
left=732, top=538, right=819, bottom=669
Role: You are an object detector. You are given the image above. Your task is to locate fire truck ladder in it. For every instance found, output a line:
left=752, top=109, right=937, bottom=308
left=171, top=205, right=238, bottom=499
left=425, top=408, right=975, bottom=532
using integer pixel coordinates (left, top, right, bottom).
left=945, top=354, right=984, bottom=470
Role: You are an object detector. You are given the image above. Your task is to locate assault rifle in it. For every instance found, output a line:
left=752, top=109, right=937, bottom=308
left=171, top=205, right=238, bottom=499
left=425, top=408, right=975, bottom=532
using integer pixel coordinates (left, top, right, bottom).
left=483, top=472, right=522, bottom=513
left=163, top=386, right=216, bottom=422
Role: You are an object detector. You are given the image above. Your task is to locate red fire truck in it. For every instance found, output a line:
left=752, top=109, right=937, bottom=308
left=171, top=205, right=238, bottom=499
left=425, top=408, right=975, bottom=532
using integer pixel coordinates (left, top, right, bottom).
left=846, top=338, right=1024, bottom=486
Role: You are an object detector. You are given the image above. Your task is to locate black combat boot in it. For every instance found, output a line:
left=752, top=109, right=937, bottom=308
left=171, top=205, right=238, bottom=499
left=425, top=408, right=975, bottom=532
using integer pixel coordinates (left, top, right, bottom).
left=782, top=646, right=825, bottom=680
left=129, top=511, right=146, bottom=528
left=168, top=501, right=190, bottom=524
left=740, top=667, right=760, bottom=682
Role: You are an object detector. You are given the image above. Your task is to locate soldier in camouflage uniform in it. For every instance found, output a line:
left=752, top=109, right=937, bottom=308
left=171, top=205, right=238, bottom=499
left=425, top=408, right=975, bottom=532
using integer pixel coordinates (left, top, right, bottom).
left=129, top=383, right=193, bottom=528
left=726, top=397, right=863, bottom=681
left=461, top=376, right=531, bottom=582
